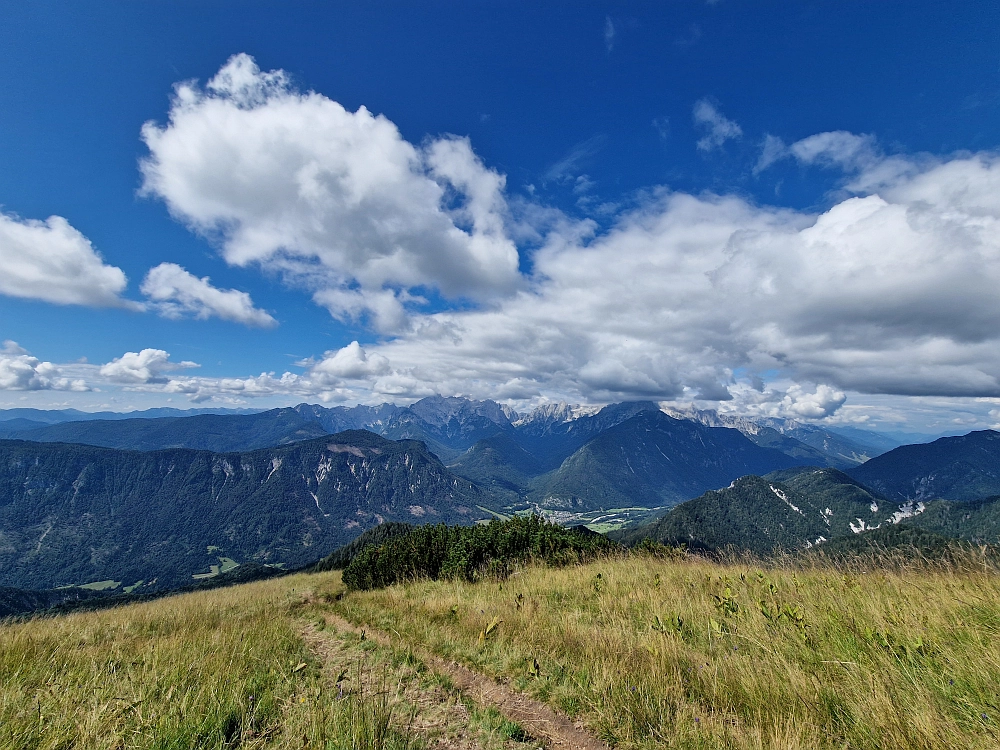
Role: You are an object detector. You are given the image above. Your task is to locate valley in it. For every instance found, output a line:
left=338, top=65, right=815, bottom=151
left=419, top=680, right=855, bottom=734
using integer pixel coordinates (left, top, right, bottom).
left=0, top=396, right=996, bottom=598
left=520, top=503, right=670, bottom=533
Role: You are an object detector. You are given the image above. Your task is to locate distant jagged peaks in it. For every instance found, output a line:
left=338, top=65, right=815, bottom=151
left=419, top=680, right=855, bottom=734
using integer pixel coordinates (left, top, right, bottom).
left=1, top=397, right=901, bottom=483
left=512, top=401, right=602, bottom=428
left=406, top=395, right=516, bottom=428
left=660, top=405, right=764, bottom=435
left=659, top=404, right=888, bottom=467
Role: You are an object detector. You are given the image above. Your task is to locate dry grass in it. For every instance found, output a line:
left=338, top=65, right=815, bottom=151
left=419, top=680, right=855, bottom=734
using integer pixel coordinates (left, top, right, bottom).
left=329, top=554, right=1000, bottom=749
left=7, top=552, right=999, bottom=749
left=0, top=571, right=532, bottom=750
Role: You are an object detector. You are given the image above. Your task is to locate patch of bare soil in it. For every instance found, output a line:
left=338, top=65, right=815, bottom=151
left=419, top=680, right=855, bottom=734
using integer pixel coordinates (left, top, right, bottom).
left=318, top=613, right=611, bottom=750
left=301, top=621, right=533, bottom=750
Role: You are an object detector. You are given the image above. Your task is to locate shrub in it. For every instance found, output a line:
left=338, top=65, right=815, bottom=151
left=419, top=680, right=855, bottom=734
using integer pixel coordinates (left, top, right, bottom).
left=342, top=515, right=615, bottom=590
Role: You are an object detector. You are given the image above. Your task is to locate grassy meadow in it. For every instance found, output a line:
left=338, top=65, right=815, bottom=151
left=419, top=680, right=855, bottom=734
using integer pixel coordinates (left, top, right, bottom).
left=3, top=550, right=1000, bottom=749
left=329, top=551, right=1000, bottom=750
left=0, top=571, right=534, bottom=750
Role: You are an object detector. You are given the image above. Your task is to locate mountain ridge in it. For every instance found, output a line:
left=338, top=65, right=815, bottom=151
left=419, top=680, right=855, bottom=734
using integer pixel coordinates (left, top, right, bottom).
left=527, top=410, right=806, bottom=512
left=848, top=430, right=1000, bottom=502
left=611, top=466, right=927, bottom=554
left=0, top=431, right=491, bottom=591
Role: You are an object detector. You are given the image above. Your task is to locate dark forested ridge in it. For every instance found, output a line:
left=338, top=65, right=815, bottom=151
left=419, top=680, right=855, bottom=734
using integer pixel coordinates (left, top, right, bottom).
left=0, top=562, right=289, bottom=618
left=903, top=494, right=1000, bottom=543
left=611, top=462, right=1000, bottom=556
left=0, top=432, right=492, bottom=590
left=611, top=467, right=922, bottom=555
left=3, top=408, right=329, bottom=452
left=848, top=430, right=1000, bottom=502
left=805, top=525, right=987, bottom=561
left=0, top=585, right=106, bottom=618
left=528, top=411, right=805, bottom=511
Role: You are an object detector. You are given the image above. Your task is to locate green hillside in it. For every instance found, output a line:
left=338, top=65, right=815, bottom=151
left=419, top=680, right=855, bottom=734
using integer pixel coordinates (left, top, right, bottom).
left=612, top=467, right=917, bottom=554
left=809, top=524, right=979, bottom=560
left=904, top=494, right=1000, bottom=543
left=611, top=475, right=825, bottom=554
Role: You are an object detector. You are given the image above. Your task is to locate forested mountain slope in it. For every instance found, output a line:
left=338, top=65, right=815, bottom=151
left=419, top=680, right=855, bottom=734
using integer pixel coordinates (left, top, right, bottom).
left=612, top=467, right=919, bottom=554
left=529, top=410, right=805, bottom=511
left=0, top=432, right=491, bottom=590
left=848, top=430, right=1000, bottom=502
left=5, top=408, right=328, bottom=452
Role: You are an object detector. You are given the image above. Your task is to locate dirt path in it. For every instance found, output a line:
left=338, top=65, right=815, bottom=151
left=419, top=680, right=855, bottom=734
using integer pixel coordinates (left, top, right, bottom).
left=320, top=613, right=611, bottom=750
left=300, top=623, right=493, bottom=750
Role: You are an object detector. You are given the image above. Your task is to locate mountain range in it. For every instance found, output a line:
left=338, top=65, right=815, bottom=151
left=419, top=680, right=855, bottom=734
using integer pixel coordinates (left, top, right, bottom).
left=613, top=430, right=1000, bottom=554
left=0, top=398, right=895, bottom=529
left=1, top=397, right=998, bottom=596
left=0, top=397, right=893, bottom=466
left=0, top=431, right=487, bottom=591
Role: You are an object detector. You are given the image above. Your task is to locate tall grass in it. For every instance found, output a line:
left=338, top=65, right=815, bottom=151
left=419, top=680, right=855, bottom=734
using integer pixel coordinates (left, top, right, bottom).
left=0, top=572, right=417, bottom=750
left=331, top=553, right=1000, bottom=749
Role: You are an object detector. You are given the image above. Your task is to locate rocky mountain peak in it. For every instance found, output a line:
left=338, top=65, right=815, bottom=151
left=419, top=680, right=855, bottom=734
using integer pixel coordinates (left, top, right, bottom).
left=408, top=396, right=514, bottom=427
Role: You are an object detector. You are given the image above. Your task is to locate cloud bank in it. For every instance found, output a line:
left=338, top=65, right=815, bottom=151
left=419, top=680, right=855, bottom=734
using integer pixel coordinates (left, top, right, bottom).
left=296, top=152, right=1000, bottom=409
left=130, top=57, right=1000, bottom=417
left=0, top=341, right=88, bottom=391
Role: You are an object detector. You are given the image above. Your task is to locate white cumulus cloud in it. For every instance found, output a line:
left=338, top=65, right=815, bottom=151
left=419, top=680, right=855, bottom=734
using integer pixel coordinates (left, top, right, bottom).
left=99, top=349, right=198, bottom=384
left=140, top=53, right=520, bottom=333
left=293, top=149, right=1000, bottom=407
left=779, top=384, right=848, bottom=419
left=310, top=341, right=391, bottom=384
left=0, top=213, right=133, bottom=308
left=0, top=341, right=88, bottom=391
left=130, top=60, right=1000, bottom=419
left=141, top=262, right=276, bottom=327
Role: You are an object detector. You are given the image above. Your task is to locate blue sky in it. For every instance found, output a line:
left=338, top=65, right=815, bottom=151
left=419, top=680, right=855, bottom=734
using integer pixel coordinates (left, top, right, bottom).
left=2, top=1, right=1000, bottom=434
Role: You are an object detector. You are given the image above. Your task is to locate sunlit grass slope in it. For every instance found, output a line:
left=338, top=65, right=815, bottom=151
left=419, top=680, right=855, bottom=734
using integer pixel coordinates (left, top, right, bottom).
left=332, top=553, right=1000, bottom=749
left=0, top=572, right=428, bottom=750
